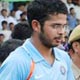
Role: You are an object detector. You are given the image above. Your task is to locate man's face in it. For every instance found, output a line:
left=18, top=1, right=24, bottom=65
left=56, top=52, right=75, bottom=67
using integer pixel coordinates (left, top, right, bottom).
left=70, top=9, right=75, bottom=15
left=2, top=24, right=7, bottom=30
left=67, top=0, right=72, bottom=4
left=19, top=5, right=25, bottom=11
left=2, top=10, right=7, bottom=17
left=0, top=35, right=4, bottom=43
left=38, top=14, right=67, bottom=48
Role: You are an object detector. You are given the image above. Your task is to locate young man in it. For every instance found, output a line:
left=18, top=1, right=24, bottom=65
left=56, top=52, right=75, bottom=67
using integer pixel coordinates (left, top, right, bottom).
left=0, top=0, right=75, bottom=80
left=68, top=25, right=80, bottom=80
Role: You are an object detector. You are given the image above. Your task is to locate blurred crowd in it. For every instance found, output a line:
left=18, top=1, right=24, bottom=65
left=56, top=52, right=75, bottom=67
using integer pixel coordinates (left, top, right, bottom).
left=0, top=1, right=32, bottom=65
left=0, top=0, right=80, bottom=46
left=0, top=1, right=31, bottom=43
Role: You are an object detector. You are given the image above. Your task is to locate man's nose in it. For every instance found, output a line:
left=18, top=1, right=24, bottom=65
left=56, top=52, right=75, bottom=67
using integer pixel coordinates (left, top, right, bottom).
left=58, top=27, right=65, bottom=35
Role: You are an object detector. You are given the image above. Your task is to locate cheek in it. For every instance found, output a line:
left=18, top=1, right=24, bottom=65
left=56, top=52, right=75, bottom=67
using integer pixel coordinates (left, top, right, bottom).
left=45, top=28, right=57, bottom=38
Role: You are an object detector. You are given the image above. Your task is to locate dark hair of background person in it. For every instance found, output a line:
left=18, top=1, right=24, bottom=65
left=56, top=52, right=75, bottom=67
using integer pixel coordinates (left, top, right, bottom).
left=70, top=7, right=74, bottom=12
left=0, top=39, right=24, bottom=63
left=27, top=0, right=68, bottom=32
left=1, top=21, right=7, bottom=26
left=11, top=22, right=32, bottom=40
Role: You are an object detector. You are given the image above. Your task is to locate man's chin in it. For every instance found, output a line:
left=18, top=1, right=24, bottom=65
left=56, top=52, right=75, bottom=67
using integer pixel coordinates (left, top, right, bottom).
left=52, top=43, right=60, bottom=47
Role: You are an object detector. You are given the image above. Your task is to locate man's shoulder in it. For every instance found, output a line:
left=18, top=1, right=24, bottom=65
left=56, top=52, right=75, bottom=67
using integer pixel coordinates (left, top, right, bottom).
left=0, top=46, right=32, bottom=80
left=11, top=46, right=32, bottom=62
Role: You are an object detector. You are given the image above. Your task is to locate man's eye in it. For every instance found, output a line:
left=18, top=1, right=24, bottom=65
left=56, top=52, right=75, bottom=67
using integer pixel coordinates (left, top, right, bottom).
left=52, top=24, right=61, bottom=28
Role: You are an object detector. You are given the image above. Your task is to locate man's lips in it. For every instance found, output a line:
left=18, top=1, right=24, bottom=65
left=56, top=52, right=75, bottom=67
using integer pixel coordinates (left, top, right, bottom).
left=54, top=37, right=62, bottom=43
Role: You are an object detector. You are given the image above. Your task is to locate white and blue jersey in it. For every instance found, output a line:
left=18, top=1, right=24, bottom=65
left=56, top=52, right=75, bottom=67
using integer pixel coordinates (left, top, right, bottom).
left=0, top=39, right=75, bottom=80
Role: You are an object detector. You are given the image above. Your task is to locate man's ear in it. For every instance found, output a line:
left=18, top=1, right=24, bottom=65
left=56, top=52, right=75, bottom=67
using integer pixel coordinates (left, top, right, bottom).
left=31, top=20, right=41, bottom=32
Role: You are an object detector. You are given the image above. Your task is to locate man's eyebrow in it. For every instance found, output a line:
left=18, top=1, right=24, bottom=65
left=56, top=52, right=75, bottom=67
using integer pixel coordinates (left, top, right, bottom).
left=50, top=23, right=67, bottom=25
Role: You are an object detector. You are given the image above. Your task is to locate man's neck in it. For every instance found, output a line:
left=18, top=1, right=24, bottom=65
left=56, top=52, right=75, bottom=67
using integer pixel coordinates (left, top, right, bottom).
left=30, top=37, right=55, bottom=65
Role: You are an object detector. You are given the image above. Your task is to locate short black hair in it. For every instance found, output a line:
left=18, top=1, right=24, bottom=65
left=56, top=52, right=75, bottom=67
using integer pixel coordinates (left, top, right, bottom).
left=1, top=21, right=7, bottom=26
left=0, top=34, right=4, bottom=36
left=70, top=7, right=74, bottom=12
left=11, top=23, right=32, bottom=40
left=27, top=0, right=68, bottom=32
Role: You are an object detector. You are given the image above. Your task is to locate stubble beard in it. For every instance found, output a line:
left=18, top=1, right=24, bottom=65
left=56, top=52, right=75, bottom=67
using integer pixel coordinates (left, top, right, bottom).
left=39, top=31, right=57, bottom=48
